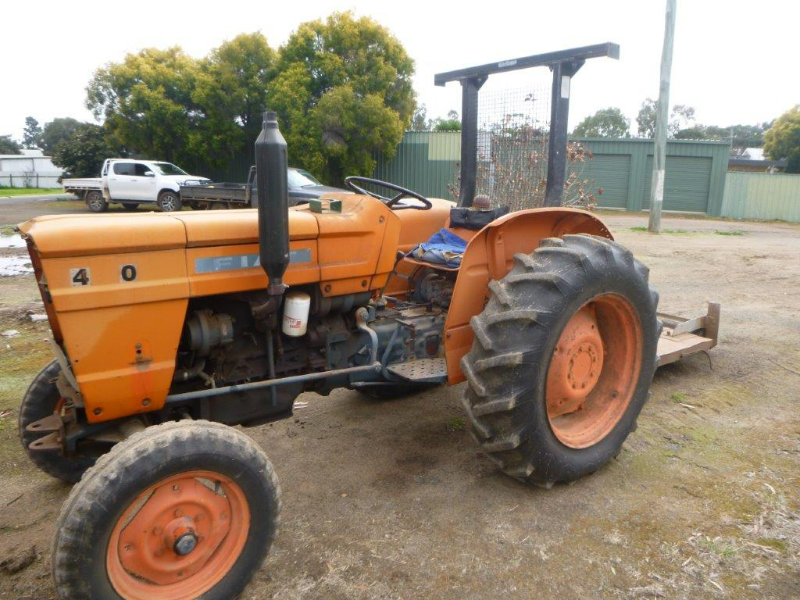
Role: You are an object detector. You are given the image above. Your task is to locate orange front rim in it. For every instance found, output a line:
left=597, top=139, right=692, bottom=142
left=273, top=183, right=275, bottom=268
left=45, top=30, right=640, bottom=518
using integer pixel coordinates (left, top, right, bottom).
left=106, top=470, right=250, bottom=600
left=546, top=294, right=643, bottom=449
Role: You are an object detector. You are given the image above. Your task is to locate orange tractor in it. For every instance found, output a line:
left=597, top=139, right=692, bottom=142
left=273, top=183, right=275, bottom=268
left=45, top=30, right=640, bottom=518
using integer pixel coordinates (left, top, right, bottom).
left=17, top=111, right=720, bottom=599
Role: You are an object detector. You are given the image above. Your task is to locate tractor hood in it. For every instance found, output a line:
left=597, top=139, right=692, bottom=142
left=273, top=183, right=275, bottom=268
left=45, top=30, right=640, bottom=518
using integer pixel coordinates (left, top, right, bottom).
left=18, top=208, right=320, bottom=259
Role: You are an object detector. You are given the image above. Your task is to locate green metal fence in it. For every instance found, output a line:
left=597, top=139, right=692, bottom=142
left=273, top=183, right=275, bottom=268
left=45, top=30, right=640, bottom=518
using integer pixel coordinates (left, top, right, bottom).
left=372, top=133, right=731, bottom=215
left=721, top=172, right=800, bottom=222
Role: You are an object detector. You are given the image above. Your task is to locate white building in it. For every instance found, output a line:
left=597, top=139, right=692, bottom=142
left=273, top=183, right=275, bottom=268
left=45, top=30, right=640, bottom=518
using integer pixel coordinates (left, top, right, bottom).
left=0, top=149, right=64, bottom=188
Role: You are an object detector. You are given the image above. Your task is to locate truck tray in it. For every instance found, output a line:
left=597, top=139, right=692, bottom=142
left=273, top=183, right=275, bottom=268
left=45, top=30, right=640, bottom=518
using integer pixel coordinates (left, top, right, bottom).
left=656, top=302, right=720, bottom=367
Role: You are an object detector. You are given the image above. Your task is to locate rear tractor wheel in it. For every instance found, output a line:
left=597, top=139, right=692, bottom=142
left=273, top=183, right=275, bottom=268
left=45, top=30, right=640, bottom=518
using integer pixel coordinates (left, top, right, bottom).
left=52, top=420, right=280, bottom=600
left=461, top=234, right=660, bottom=486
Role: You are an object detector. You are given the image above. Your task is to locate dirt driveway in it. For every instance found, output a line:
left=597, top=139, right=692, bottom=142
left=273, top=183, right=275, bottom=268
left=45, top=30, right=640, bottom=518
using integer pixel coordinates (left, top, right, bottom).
left=0, top=200, right=798, bottom=599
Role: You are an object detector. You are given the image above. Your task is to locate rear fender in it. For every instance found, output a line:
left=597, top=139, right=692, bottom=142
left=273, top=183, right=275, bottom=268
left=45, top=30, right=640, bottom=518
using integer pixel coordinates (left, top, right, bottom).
left=444, top=208, right=613, bottom=384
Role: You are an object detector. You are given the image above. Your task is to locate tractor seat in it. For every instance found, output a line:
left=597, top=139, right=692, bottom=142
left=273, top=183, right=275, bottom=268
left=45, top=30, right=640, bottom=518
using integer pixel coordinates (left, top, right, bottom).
left=403, top=205, right=510, bottom=270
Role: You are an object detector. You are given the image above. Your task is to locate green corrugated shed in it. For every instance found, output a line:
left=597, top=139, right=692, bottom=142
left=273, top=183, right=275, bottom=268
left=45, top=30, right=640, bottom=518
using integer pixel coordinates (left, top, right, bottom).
left=721, top=172, right=800, bottom=222
left=576, top=138, right=730, bottom=215
left=373, top=134, right=731, bottom=215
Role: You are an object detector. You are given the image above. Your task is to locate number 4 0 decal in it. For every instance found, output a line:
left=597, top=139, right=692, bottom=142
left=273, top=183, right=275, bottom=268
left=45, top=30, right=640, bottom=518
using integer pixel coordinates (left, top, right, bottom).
left=69, top=265, right=137, bottom=286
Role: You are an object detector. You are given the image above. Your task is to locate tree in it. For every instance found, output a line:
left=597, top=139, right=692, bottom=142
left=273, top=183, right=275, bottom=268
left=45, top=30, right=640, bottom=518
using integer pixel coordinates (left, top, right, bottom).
left=572, top=107, right=630, bottom=138
left=41, top=118, right=82, bottom=155
left=51, top=124, right=118, bottom=178
left=86, top=47, right=200, bottom=164
left=23, top=117, right=43, bottom=149
left=636, top=99, right=696, bottom=138
left=269, top=12, right=415, bottom=183
left=764, top=106, right=800, bottom=173
left=0, top=135, right=22, bottom=154
left=409, top=104, right=430, bottom=131
left=192, top=33, right=277, bottom=162
left=433, top=110, right=461, bottom=132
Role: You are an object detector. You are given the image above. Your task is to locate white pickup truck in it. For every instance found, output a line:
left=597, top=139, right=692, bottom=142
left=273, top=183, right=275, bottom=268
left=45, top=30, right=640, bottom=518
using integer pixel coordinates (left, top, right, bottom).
left=62, top=159, right=209, bottom=212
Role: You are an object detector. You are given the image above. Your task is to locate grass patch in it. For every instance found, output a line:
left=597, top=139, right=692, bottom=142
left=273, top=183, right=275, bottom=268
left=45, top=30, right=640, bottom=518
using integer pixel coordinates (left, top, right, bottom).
left=0, top=225, right=17, bottom=236
left=629, top=227, right=692, bottom=234
left=446, top=416, right=465, bottom=431
left=670, top=391, right=687, bottom=403
left=715, top=230, right=745, bottom=236
left=0, top=187, right=63, bottom=197
left=756, top=537, right=788, bottom=553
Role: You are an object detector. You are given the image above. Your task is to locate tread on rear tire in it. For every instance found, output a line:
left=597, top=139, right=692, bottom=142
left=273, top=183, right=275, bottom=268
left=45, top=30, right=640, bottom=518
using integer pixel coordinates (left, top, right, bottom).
left=461, top=234, right=660, bottom=486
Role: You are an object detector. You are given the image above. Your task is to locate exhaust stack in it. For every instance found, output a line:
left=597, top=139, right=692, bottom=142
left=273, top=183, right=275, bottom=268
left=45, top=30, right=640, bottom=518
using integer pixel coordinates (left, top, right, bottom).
left=255, top=111, right=290, bottom=296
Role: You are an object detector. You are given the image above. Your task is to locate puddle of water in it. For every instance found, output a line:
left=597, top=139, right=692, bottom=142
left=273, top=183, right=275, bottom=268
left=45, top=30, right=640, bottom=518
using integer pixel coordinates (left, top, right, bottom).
left=0, top=255, right=33, bottom=276
left=0, top=234, right=25, bottom=249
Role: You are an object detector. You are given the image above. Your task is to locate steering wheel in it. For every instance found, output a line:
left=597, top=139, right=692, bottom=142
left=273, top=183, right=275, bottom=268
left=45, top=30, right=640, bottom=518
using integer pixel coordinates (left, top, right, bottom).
left=344, top=176, right=432, bottom=210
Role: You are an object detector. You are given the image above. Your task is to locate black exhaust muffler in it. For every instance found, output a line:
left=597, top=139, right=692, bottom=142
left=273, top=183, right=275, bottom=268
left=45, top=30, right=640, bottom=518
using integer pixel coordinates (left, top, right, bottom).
left=255, top=111, right=290, bottom=297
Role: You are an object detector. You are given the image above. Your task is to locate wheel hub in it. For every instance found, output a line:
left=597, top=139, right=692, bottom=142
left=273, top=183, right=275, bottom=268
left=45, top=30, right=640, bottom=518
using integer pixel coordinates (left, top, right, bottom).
left=546, top=307, right=604, bottom=418
left=114, top=475, right=233, bottom=586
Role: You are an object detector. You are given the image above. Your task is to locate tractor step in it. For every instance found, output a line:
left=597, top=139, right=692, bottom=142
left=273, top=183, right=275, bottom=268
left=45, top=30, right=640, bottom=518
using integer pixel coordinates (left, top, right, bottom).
left=387, top=358, right=448, bottom=383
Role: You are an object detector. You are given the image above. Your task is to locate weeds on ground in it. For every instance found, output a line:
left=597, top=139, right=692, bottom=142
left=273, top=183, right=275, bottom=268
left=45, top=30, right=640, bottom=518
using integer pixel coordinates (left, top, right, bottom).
left=715, top=230, right=745, bottom=236
left=446, top=416, right=465, bottom=432
left=629, top=227, right=692, bottom=234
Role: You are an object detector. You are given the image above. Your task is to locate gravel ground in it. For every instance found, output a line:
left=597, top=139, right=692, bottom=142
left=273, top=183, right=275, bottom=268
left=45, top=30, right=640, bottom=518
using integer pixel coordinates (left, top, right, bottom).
left=0, top=199, right=798, bottom=599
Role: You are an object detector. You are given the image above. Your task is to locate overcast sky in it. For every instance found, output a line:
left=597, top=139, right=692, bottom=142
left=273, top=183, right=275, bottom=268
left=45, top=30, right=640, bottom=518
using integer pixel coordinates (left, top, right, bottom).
left=2, top=0, right=798, bottom=142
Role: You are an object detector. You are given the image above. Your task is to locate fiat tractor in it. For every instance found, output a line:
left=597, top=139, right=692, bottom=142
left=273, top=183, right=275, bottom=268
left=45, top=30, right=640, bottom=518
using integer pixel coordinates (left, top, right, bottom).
left=17, top=48, right=720, bottom=600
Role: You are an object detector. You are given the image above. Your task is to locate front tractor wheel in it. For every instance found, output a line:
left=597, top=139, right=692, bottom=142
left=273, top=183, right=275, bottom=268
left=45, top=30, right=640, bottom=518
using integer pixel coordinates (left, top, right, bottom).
left=461, top=234, right=660, bottom=486
left=53, top=421, right=280, bottom=600
left=19, top=360, right=95, bottom=483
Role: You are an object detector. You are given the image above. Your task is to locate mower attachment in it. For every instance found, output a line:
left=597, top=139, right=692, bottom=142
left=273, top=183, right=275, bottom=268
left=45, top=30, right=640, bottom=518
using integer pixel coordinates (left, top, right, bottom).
left=656, top=302, right=721, bottom=367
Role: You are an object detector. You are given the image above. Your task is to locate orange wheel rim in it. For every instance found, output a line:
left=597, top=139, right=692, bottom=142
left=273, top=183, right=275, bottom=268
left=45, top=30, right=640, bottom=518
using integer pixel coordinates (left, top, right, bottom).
left=106, top=470, right=250, bottom=600
left=546, top=294, right=642, bottom=449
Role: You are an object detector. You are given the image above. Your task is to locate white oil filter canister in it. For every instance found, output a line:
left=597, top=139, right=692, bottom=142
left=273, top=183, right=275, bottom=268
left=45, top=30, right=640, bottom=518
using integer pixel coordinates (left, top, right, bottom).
left=282, top=291, right=311, bottom=337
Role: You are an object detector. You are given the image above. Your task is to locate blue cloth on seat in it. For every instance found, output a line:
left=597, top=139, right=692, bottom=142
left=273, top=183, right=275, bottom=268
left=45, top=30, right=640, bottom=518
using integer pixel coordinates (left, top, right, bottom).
left=409, top=228, right=468, bottom=268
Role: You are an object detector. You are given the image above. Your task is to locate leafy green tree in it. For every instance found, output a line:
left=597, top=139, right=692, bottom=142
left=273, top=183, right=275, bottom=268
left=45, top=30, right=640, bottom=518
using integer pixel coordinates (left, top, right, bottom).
left=23, top=117, right=43, bottom=149
left=433, top=110, right=461, bottom=132
left=269, top=12, right=415, bottom=183
left=636, top=99, right=696, bottom=138
left=0, top=135, right=22, bottom=154
left=674, top=126, right=708, bottom=140
left=192, top=33, right=277, bottom=162
left=410, top=104, right=430, bottom=131
left=572, top=107, right=629, bottom=138
left=41, top=118, right=82, bottom=155
left=764, top=106, right=800, bottom=173
left=51, top=124, right=118, bottom=177
left=86, top=47, right=199, bottom=164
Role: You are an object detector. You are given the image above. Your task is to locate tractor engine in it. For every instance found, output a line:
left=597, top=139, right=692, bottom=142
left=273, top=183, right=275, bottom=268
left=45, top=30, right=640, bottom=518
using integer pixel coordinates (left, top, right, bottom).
left=170, top=284, right=447, bottom=426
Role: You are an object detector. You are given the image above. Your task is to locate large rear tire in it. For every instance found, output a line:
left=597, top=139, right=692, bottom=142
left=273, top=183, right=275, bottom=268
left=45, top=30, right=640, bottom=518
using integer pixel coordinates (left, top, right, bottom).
left=461, top=234, right=660, bottom=486
left=52, top=420, right=280, bottom=600
left=18, top=360, right=95, bottom=483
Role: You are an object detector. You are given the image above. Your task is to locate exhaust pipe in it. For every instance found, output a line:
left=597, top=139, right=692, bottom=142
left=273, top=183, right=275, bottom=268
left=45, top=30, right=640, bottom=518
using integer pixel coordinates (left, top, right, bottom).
left=255, top=111, right=290, bottom=297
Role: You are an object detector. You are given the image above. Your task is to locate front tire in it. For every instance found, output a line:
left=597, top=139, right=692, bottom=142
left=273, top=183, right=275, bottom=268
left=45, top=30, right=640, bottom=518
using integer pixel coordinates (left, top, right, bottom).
left=157, top=190, right=182, bottom=212
left=461, top=235, right=660, bottom=486
left=18, top=360, right=95, bottom=483
left=52, top=420, right=280, bottom=600
left=85, top=190, right=108, bottom=213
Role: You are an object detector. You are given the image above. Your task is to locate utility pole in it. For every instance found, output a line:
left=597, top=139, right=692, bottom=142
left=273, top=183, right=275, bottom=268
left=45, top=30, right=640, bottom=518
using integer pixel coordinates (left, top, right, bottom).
left=648, top=0, right=677, bottom=233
